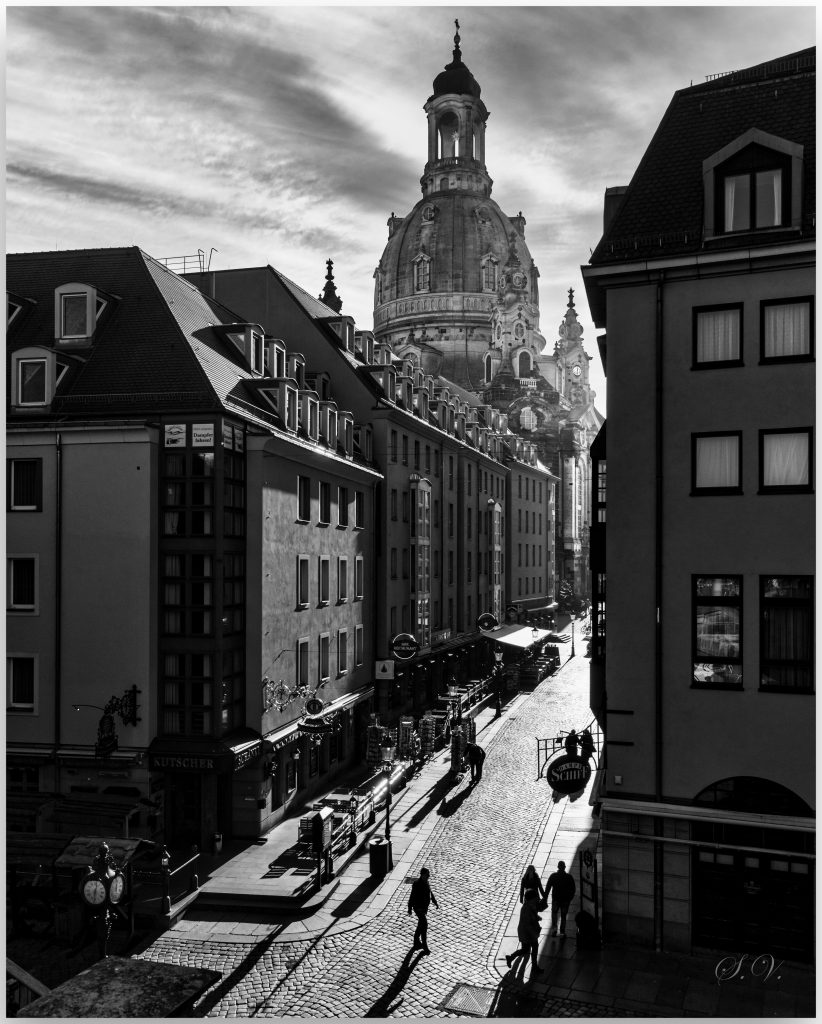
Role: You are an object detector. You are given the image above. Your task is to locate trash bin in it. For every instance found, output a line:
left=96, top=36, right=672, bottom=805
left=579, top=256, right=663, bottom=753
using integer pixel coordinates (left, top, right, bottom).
left=369, top=837, right=391, bottom=877
left=213, top=832, right=223, bottom=855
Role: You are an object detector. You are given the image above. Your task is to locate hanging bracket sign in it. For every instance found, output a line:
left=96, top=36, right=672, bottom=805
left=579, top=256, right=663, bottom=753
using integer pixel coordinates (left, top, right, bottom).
left=545, top=754, right=592, bottom=795
left=476, top=612, right=499, bottom=632
left=390, top=633, right=420, bottom=661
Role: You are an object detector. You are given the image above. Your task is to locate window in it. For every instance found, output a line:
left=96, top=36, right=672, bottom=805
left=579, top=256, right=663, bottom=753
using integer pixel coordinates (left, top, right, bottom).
left=692, top=432, right=742, bottom=494
left=481, top=254, right=498, bottom=292
left=390, top=489, right=398, bottom=520
left=390, top=548, right=398, bottom=578
left=297, top=475, right=311, bottom=521
left=402, top=435, right=408, bottom=466
left=319, top=634, right=330, bottom=683
left=760, top=576, right=813, bottom=692
left=693, top=305, right=742, bottom=367
left=338, top=557, right=348, bottom=602
left=8, top=557, right=37, bottom=611
left=16, top=358, right=48, bottom=406
left=8, top=459, right=42, bottom=511
left=296, top=556, right=309, bottom=608
left=319, top=557, right=330, bottom=605
left=55, top=283, right=99, bottom=340
left=319, top=482, right=331, bottom=524
left=761, top=298, right=813, bottom=362
left=297, top=638, right=310, bottom=690
left=759, top=428, right=812, bottom=492
left=355, top=624, right=364, bottom=667
left=337, top=629, right=348, bottom=675
left=390, top=430, right=398, bottom=462
left=354, top=491, right=365, bottom=529
left=413, top=254, right=431, bottom=292
left=355, top=556, right=364, bottom=600
left=693, top=576, right=742, bottom=688
left=338, top=486, right=349, bottom=527
left=7, top=655, right=36, bottom=712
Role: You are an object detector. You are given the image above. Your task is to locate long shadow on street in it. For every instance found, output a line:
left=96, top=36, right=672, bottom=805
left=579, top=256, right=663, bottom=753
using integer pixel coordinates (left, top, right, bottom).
left=363, top=947, right=425, bottom=1017
left=330, top=875, right=381, bottom=918
left=401, top=773, right=459, bottom=830
left=436, top=783, right=473, bottom=817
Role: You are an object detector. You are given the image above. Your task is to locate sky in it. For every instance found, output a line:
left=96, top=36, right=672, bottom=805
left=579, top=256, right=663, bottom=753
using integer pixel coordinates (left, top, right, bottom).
left=5, top=4, right=816, bottom=411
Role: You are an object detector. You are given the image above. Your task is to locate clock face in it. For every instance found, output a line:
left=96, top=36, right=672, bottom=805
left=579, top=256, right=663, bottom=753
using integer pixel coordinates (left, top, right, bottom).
left=109, top=873, right=125, bottom=904
left=572, top=365, right=582, bottom=377
left=82, top=878, right=107, bottom=906
left=513, top=272, right=526, bottom=289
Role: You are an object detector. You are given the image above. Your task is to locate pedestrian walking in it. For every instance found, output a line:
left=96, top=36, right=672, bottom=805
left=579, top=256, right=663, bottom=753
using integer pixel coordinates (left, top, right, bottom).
left=580, top=728, right=595, bottom=761
left=545, top=860, right=576, bottom=936
left=492, top=668, right=503, bottom=719
left=407, top=866, right=439, bottom=954
left=505, top=888, right=543, bottom=977
left=519, top=864, right=545, bottom=904
left=465, top=741, right=486, bottom=783
left=564, top=729, right=579, bottom=757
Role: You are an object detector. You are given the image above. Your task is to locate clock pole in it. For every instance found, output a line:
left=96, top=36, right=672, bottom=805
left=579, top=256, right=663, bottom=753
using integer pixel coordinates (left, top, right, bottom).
left=79, top=841, right=126, bottom=959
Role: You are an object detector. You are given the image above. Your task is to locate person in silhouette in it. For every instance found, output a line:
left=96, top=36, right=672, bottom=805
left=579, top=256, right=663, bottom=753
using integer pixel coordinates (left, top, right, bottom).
left=580, top=729, right=595, bottom=761
left=564, top=730, right=579, bottom=757
left=408, top=866, right=439, bottom=954
left=465, top=741, right=486, bottom=783
left=505, top=888, right=543, bottom=977
left=519, top=864, right=545, bottom=904
left=545, top=860, right=576, bottom=936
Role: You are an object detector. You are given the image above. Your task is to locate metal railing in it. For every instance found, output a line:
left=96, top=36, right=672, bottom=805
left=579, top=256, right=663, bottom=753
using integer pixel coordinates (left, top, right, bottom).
left=7, top=957, right=50, bottom=1016
left=157, top=248, right=217, bottom=275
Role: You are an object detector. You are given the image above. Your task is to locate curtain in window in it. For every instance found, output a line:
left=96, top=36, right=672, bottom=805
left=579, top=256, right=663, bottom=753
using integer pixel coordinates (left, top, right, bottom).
left=763, top=432, right=809, bottom=486
left=697, top=309, right=740, bottom=362
left=696, top=435, right=739, bottom=488
left=724, top=174, right=749, bottom=232
left=764, top=605, right=811, bottom=661
left=764, top=302, right=810, bottom=358
left=756, top=169, right=782, bottom=227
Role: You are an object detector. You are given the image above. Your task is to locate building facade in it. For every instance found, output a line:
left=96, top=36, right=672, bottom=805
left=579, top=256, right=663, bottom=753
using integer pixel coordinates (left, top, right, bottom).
left=371, top=23, right=600, bottom=600
left=582, top=49, right=815, bottom=960
left=7, top=248, right=381, bottom=847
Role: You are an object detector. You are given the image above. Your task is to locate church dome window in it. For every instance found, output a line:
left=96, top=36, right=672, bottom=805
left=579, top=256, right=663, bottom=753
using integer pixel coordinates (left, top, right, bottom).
left=516, top=350, right=532, bottom=377
left=514, top=322, right=525, bottom=341
left=481, top=253, right=499, bottom=292
left=484, top=352, right=494, bottom=384
left=413, top=253, right=432, bottom=292
left=422, top=204, right=436, bottom=222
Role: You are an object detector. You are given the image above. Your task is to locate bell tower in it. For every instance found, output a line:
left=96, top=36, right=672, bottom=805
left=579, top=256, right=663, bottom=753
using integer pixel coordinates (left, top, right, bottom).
left=420, top=21, right=493, bottom=198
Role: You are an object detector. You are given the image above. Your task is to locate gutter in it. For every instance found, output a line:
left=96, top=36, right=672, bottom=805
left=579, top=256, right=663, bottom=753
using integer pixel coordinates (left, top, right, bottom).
left=653, top=272, right=664, bottom=951
left=54, top=433, right=63, bottom=770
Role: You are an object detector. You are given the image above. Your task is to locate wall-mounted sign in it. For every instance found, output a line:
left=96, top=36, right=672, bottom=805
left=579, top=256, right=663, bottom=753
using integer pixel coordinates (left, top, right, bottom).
left=192, top=423, right=215, bottom=448
left=476, top=612, right=499, bottom=632
left=431, top=629, right=452, bottom=645
left=304, top=697, right=325, bottom=717
left=375, top=660, right=395, bottom=679
left=390, top=633, right=420, bottom=661
left=233, top=741, right=262, bottom=771
left=222, top=421, right=234, bottom=449
left=164, top=424, right=186, bottom=448
left=546, top=755, right=592, bottom=795
left=234, top=427, right=244, bottom=452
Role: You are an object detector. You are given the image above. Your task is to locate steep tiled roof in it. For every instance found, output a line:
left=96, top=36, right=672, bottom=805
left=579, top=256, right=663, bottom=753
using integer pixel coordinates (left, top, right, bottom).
left=276, top=269, right=344, bottom=322
left=6, top=247, right=263, bottom=417
left=591, top=48, right=815, bottom=265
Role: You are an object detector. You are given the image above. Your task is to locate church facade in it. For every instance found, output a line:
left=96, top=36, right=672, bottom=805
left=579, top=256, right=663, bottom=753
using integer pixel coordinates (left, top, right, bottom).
left=372, top=23, right=602, bottom=599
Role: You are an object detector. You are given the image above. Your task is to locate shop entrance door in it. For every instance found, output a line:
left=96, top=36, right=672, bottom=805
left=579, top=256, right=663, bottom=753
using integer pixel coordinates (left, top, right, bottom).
left=166, top=773, right=201, bottom=849
left=693, top=848, right=813, bottom=962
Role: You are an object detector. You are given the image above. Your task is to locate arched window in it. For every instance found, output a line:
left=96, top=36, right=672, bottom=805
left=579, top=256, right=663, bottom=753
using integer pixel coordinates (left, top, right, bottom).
left=520, top=407, right=537, bottom=432
left=484, top=353, right=493, bottom=384
left=440, top=177, right=449, bottom=192
left=437, top=112, right=459, bottom=159
left=481, top=254, right=498, bottom=292
left=517, top=350, right=531, bottom=377
left=413, top=254, right=431, bottom=293
left=694, top=776, right=812, bottom=817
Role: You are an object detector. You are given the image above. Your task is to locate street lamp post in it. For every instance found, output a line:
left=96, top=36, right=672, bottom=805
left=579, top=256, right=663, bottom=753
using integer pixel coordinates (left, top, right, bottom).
left=380, top=734, right=396, bottom=870
left=493, top=649, right=504, bottom=718
left=571, top=617, right=576, bottom=658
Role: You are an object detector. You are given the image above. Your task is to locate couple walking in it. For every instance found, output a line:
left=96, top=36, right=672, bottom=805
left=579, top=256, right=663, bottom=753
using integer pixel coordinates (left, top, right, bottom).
left=505, top=861, right=576, bottom=977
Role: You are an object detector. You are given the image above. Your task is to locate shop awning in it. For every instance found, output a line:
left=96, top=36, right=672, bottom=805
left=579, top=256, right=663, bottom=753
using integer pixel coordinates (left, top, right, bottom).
left=490, top=625, right=551, bottom=649
left=54, top=835, right=150, bottom=870
left=147, top=727, right=262, bottom=773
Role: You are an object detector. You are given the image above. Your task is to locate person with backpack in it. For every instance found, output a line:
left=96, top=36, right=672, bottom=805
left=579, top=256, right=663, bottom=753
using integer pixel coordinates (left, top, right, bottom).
left=545, top=860, right=576, bottom=936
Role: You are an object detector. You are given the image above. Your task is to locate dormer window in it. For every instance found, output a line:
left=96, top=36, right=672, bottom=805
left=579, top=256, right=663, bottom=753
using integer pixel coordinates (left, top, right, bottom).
left=300, top=392, right=320, bottom=441
left=413, top=254, right=431, bottom=293
left=704, top=129, right=802, bottom=240
left=339, top=412, right=354, bottom=458
left=288, top=353, right=306, bottom=389
left=11, top=348, right=56, bottom=410
left=249, top=328, right=264, bottom=375
left=320, top=402, right=338, bottom=449
left=265, top=339, right=287, bottom=379
left=54, top=282, right=104, bottom=342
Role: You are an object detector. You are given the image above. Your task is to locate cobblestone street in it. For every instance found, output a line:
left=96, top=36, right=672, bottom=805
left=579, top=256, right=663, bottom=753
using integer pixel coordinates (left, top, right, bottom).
left=136, top=651, right=603, bottom=1017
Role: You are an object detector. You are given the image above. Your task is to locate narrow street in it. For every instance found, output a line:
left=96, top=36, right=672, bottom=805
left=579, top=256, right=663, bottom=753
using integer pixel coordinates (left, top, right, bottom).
left=136, top=651, right=602, bottom=1017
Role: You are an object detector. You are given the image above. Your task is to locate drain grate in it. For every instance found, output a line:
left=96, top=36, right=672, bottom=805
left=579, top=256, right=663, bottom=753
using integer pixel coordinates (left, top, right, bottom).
left=262, top=865, right=287, bottom=879
left=440, top=984, right=497, bottom=1018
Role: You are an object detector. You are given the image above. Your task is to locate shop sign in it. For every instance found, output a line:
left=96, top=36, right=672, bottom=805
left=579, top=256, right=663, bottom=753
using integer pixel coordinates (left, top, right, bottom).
left=300, top=717, right=336, bottom=735
left=233, top=741, right=262, bottom=771
left=546, top=755, right=592, bottom=795
left=233, top=427, right=244, bottom=452
left=476, top=612, right=499, bottom=631
left=222, top=421, right=234, bottom=449
left=390, top=633, right=420, bottom=661
left=431, top=629, right=452, bottom=645
left=149, top=754, right=216, bottom=771
left=192, top=423, right=215, bottom=448
left=164, top=423, right=186, bottom=448
left=375, top=659, right=395, bottom=679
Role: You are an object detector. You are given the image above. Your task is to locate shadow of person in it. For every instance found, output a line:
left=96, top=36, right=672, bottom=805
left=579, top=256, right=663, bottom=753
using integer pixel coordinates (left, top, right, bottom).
left=363, top=947, right=423, bottom=1017
left=403, top=774, right=459, bottom=831
left=436, top=784, right=473, bottom=818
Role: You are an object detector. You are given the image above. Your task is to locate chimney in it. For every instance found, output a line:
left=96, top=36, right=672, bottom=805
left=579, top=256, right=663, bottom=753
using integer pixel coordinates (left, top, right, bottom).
left=604, top=186, right=628, bottom=232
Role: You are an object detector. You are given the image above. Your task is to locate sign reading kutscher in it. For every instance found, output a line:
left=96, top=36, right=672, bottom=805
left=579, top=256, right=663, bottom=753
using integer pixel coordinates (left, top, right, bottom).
left=390, top=633, right=420, bottom=661
left=546, top=755, right=592, bottom=795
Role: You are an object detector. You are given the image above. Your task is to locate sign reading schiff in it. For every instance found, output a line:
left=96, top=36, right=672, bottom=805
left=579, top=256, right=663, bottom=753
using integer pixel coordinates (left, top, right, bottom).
left=546, top=755, right=592, bottom=795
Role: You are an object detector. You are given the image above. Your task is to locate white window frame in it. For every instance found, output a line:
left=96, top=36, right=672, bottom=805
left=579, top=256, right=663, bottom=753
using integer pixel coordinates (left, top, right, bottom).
left=355, top=624, right=364, bottom=667
left=8, top=459, right=42, bottom=512
left=337, top=486, right=349, bottom=527
left=7, top=556, right=38, bottom=613
left=7, top=654, right=38, bottom=713
left=319, top=633, right=330, bottom=683
left=16, top=357, right=49, bottom=407
left=296, top=555, right=310, bottom=608
left=337, top=628, right=348, bottom=676
left=319, top=482, right=331, bottom=525
left=338, top=557, right=348, bottom=603
left=354, top=490, right=365, bottom=529
left=355, top=556, right=364, bottom=600
left=297, top=637, right=310, bottom=690
left=318, top=556, right=330, bottom=606
left=297, top=475, right=311, bottom=521
left=54, top=282, right=99, bottom=341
